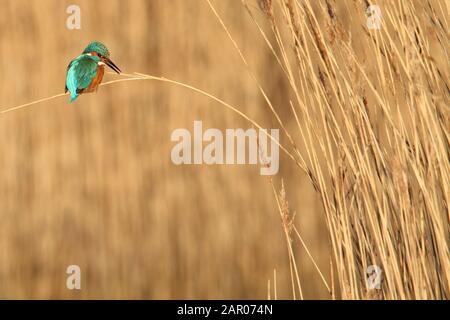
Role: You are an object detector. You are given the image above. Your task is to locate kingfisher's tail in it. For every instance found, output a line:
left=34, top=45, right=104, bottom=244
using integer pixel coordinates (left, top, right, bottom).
left=69, top=93, right=78, bottom=103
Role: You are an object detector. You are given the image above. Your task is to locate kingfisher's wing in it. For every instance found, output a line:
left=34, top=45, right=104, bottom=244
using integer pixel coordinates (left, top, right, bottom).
left=65, top=55, right=99, bottom=102
left=65, top=60, right=74, bottom=93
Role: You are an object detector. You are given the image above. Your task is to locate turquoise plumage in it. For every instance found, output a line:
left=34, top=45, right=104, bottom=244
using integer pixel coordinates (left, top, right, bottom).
left=66, top=55, right=101, bottom=102
left=82, top=42, right=110, bottom=57
left=65, top=41, right=121, bottom=103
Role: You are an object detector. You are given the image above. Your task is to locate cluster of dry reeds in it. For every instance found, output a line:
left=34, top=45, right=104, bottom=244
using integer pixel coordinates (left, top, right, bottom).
left=211, top=0, right=449, bottom=299
left=1, top=0, right=447, bottom=300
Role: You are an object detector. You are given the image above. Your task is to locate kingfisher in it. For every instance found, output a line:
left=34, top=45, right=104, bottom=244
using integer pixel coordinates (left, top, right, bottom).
left=65, top=41, right=121, bottom=102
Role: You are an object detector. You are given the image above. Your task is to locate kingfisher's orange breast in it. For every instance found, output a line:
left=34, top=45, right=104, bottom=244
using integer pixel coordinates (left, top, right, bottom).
left=85, top=65, right=105, bottom=93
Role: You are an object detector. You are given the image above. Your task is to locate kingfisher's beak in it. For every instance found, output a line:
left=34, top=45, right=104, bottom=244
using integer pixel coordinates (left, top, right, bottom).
left=104, top=58, right=121, bottom=74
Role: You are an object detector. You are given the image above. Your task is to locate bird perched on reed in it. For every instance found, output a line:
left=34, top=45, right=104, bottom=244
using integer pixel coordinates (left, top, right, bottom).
left=65, top=41, right=121, bottom=102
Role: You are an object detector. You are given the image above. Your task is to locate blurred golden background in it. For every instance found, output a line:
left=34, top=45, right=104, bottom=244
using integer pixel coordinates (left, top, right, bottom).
left=0, top=0, right=330, bottom=299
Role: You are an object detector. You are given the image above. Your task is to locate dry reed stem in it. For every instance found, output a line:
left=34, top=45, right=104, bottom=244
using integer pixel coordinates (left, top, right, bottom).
left=0, top=72, right=302, bottom=171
